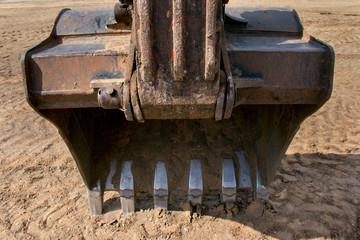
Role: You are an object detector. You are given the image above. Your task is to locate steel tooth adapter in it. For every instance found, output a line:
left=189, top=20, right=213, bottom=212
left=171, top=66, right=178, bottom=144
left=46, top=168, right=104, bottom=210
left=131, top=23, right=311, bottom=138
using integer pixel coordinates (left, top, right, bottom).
left=188, top=159, right=203, bottom=206
left=154, top=161, right=168, bottom=209
left=222, top=158, right=237, bottom=203
left=120, top=160, right=135, bottom=213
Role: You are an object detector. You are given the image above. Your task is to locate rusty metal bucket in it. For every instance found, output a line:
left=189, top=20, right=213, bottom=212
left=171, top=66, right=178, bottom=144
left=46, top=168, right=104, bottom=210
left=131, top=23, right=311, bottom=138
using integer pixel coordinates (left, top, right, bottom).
left=22, top=2, right=334, bottom=215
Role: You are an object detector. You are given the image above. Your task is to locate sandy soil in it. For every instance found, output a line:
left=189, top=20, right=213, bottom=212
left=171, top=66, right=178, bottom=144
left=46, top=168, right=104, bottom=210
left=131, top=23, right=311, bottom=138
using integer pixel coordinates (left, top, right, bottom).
left=0, top=0, right=359, bottom=239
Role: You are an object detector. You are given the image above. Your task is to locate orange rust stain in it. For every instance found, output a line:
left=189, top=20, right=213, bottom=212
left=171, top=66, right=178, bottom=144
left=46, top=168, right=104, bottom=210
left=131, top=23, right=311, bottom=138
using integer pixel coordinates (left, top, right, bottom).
left=151, top=49, right=154, bottom=62
left=170, top=48, right=174, bottom=61
left=182, top=13, right=185, bottom=27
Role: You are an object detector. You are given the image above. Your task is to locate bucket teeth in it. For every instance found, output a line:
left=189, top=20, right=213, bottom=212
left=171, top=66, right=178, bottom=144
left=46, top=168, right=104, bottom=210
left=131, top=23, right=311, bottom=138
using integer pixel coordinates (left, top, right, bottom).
left=120, top=160, right=135, bottom=213
left=88, top=179, right=103, bottom=215
left=222, top=158, right=237, bottom=203
left=188, top=159, right=203, bottom=205
left=154, top=161, right=168, bottom=209
left=88, top=155, right=258, bottom=214
left=235, top=150, right=253, bottom=189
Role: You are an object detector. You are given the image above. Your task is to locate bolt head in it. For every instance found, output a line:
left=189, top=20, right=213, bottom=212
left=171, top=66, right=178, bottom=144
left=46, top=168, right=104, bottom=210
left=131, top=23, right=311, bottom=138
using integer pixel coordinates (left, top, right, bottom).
left=105, top=88, right=114, bottom=95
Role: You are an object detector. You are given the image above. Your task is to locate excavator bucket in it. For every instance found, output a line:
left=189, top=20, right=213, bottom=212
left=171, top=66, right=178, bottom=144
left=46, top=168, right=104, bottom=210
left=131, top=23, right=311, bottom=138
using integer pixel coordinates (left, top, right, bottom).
left=22, top=1, right=334, bottom=215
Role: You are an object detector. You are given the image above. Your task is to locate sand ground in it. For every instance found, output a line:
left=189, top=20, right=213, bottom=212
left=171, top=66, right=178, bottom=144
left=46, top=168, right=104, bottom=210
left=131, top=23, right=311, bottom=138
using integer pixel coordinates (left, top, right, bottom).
left=0, top=0, right=359, bottom=239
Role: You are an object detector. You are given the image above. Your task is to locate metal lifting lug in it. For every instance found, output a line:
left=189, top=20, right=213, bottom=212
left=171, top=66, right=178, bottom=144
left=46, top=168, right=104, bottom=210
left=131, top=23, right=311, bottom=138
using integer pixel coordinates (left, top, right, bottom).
left=97, top=86, right=124, bottom=110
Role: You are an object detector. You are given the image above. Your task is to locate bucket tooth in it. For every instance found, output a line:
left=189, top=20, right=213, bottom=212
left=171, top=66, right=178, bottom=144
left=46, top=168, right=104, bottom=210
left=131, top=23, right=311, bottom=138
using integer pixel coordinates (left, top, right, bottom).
left=222, top=158, right=237, bottom=203
left=120, top=160, right=135, bottom=213
left=88, top=179, right=103, bottom=215
left=105, top=157, right=119, bottom=191
left=188, top=159, right=203, bottom=205
left=235, top=150, right=253, bottom=189
left=255, top=165, right=269, bottom=200
left=154, top=161, right=168, bottom=209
